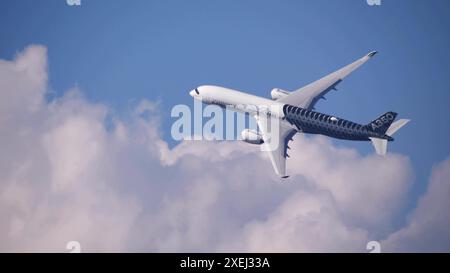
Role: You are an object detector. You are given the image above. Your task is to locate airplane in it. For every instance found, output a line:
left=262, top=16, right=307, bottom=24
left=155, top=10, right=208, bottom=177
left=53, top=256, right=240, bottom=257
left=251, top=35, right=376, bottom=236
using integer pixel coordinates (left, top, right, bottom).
left=189, top=51, right=410, bottom=178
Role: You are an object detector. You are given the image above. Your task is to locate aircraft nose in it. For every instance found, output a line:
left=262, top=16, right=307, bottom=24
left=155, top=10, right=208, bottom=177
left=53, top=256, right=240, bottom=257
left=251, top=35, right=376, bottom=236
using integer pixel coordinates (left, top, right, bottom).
left=189, top=88, right=200, bottom=97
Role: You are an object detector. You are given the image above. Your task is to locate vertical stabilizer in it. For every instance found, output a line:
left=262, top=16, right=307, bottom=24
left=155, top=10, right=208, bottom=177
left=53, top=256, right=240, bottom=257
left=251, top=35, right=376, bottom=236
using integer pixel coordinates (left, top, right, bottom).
left=368, top=112, right=397, bottom=134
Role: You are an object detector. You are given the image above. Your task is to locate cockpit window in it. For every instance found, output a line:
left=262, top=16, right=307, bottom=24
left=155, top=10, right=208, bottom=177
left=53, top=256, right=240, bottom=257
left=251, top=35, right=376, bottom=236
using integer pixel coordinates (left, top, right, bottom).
left=195, top=88, right=199, bottom=95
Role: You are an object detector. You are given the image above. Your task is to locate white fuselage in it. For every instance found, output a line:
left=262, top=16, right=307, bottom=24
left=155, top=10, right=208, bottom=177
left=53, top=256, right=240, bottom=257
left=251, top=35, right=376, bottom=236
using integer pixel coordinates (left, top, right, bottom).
left=188, top=85, right=387, bottom=142
left=189, top=85, right=287, bottom=120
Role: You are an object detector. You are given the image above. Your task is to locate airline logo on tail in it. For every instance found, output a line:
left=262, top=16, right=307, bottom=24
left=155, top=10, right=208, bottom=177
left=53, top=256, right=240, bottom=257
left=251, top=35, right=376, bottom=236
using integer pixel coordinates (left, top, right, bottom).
left=370, top=112, right=397, bottom=132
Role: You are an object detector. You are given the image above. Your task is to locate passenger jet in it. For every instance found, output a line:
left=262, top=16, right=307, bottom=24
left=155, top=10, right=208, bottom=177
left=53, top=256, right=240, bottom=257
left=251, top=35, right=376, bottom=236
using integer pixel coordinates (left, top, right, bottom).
left=189, top=52, right=409, bottom=178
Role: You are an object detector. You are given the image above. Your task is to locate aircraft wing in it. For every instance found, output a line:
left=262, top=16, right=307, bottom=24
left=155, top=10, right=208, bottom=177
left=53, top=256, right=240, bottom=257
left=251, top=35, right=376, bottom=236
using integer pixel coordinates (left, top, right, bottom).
left=255, top=114, right=297, bottom=178
left=278, top=51, right=378, bottom=110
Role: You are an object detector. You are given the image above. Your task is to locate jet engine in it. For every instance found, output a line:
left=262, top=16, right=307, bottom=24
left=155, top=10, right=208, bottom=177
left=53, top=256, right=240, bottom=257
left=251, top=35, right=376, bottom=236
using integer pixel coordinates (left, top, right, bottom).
left=270, top=88, right=290, bottom=100
left=241, top=129, right=264, bottom=145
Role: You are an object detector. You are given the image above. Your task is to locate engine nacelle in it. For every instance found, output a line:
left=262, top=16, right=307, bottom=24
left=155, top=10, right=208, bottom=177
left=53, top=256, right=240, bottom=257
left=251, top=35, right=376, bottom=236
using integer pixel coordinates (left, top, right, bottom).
left=241, top=129, right=264, bottom=145
left=271, top=88, right=290, bottom=100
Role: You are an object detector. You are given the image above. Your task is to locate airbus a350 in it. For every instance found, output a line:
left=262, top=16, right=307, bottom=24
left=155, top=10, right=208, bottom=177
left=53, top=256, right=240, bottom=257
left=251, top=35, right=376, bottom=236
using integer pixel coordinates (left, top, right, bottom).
left=189, top=52, right=409, bottom=178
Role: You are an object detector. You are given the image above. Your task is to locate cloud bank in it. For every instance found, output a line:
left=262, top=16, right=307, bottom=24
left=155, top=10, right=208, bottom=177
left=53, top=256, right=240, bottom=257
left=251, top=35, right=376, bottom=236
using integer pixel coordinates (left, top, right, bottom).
left=0, top=45, right=449, bottom=252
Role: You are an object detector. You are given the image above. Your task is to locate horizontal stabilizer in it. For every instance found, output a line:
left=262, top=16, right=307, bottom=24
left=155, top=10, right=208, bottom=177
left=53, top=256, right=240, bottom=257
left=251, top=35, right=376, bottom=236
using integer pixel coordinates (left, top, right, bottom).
left=386, top=119, right=410, bottom=136
left=369, top=119, right=409, bottom=156
left=370, top=137, right=387, bottom=155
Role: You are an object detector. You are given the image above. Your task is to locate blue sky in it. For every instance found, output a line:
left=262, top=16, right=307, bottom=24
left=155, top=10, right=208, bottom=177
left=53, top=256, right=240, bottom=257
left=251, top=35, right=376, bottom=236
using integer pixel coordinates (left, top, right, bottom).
left=1, top=0, right=450, bottom=215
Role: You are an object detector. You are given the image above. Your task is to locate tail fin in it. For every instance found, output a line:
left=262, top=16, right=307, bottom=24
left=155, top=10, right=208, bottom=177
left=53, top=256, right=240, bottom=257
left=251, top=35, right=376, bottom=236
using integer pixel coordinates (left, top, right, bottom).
left=368, top=111, right=397, bottom=134
left=370, top=118, right=410, bottom=156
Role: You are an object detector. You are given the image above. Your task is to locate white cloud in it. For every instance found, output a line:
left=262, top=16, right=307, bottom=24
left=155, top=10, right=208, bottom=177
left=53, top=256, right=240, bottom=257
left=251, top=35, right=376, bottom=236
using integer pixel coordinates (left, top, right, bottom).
left=0, top=45, right=449, bottom=252
left=219, top=189, right=370, bottom=252
left=382, top=158, right=450, bottom=252
left=287, top=136, right=414, bottom=236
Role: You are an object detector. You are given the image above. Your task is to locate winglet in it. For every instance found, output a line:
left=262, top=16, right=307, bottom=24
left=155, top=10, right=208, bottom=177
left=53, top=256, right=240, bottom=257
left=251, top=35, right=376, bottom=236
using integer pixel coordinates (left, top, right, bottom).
left=367, top=51, right=378, bottom=58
